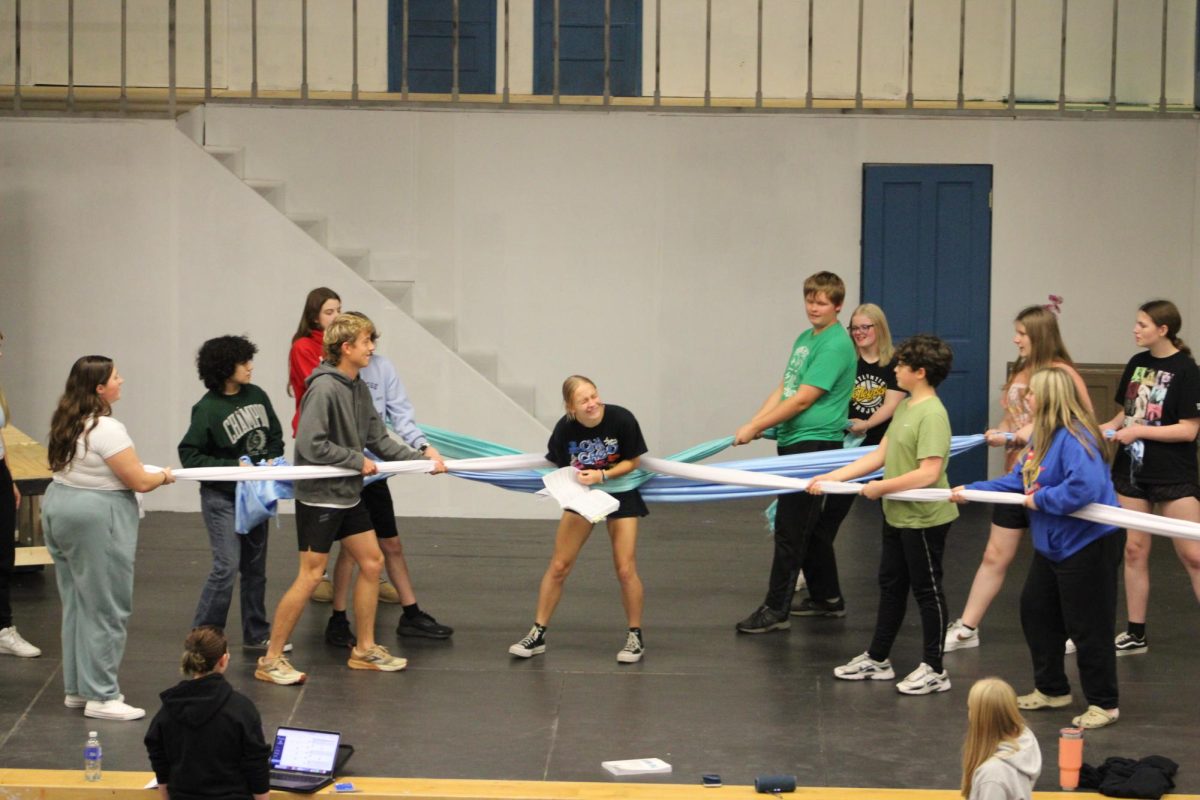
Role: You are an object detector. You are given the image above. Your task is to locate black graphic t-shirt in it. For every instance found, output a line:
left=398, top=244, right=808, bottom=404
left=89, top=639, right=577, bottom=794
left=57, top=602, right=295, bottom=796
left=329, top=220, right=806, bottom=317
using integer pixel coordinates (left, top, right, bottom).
left=1111, top=350, right=1200, bottom=485
left=546, top=404, right=648, bottom=472
left=849, top=357, right=903, bottom=447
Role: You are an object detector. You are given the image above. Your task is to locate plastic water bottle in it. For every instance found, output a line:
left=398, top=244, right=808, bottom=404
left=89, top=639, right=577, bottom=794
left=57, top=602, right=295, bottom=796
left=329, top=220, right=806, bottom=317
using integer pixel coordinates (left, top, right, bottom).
left=85, top=731, right=102, bottom=782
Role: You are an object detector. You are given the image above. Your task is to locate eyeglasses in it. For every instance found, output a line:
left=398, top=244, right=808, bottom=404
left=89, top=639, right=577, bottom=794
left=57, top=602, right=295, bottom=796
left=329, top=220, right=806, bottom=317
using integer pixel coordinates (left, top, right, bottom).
left=849, top=324, right=875, bottom=334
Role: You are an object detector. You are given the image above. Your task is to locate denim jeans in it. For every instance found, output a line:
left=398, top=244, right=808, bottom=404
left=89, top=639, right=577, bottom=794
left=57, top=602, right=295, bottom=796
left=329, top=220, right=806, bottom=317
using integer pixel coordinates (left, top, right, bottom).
left=192, top=486, right=270, bottom=642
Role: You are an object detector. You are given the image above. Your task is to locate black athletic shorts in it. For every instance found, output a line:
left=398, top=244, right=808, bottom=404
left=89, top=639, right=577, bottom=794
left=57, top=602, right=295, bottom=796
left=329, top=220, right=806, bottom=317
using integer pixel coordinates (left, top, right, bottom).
left=1112, top=473, right=1200, bottom=504
left=360, top=480, right=400, bottom=539
left=295, top=500, right=374, bottom=554
left=991, top=502, right=1029, bottom=530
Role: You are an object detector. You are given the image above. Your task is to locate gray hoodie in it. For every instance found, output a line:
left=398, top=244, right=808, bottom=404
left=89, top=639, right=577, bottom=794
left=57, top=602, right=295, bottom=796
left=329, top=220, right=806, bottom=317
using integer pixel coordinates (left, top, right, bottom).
left=294, top=362, right=423, bottom=505
left=970, top=726, right=1042, bottom=800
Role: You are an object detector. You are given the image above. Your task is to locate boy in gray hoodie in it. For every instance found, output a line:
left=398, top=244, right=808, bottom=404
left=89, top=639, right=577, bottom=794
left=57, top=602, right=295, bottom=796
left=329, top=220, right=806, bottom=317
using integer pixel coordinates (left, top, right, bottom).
left=255, top=313, right=444, bottom=685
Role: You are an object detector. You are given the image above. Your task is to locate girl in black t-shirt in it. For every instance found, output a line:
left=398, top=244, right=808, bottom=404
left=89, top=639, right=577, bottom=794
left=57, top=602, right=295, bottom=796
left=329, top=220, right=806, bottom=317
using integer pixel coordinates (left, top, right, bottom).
left=508, top=375, right=650, bottom=664
left=1101, top=300, right=1200, bottom=656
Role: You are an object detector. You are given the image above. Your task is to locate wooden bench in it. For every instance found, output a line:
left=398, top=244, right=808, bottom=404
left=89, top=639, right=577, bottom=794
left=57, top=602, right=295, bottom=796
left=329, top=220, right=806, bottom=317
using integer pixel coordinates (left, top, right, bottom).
left=2, top=425, right=53, bottom=567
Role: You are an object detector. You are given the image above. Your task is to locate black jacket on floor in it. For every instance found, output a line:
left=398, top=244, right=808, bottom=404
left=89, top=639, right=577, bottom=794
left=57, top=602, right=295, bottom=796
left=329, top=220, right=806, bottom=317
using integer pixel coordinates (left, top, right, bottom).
left=144, top=673, right=271, bottom=800
left=1080, top=755, right=1179, bottom=799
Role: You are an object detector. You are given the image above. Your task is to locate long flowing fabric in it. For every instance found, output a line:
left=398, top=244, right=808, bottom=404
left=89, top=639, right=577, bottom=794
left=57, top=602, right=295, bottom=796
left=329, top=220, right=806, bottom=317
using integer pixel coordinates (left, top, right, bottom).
left=157, top=428, right=1200, bottom=543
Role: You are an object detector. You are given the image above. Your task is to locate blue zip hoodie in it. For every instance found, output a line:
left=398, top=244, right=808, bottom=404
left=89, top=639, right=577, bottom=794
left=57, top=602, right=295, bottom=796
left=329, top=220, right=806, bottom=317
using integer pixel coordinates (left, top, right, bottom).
left=967, top=427, right=1119, bottom=563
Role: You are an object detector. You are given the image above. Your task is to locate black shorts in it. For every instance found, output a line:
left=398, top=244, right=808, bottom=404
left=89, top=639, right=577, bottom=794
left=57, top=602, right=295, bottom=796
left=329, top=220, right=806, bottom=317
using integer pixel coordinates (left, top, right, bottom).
left=295, top=500, right=374, bottom=554
left=568, top=489, right=649, bottom=522
left=1112, top=473, right=1200, bottom=504
left=360, top=480, right=399, bottom=539
left=991, top=502, right=1029, bottom=530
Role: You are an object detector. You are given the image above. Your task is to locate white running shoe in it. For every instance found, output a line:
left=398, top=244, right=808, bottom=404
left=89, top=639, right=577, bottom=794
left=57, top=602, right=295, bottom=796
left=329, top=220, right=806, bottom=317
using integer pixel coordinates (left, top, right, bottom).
left=833, top=652, right=895, bottom=681
left=896, top=663, right=951, bottom=695
left=84, top=698, right=145, bottom=721
left=0, top=626, right=41, bottom=658
left=943, top=619, right=980, bottom=652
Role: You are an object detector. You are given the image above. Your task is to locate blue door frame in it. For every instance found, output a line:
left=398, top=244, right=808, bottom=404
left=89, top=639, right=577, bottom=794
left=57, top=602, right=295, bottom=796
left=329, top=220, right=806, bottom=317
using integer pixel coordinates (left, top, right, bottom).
left=862, top=164, right=993, bottom=485
left=388, top=0, right=497, bottom=94
left=533, top=0, right=642, bottom=96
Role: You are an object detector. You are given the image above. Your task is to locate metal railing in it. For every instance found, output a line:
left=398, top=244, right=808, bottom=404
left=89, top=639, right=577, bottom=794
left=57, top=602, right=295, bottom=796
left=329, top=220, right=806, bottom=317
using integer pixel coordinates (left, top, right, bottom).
left=2, top=0, right=1191, bottom=118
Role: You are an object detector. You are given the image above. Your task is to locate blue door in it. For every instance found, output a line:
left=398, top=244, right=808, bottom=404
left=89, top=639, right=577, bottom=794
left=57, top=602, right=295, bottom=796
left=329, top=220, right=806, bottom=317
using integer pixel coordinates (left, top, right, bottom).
left=862, top=165, right=993, bottom=484
left=388, top=0, right=496, bottom=93
left=533, top=0, right=642, bottom=96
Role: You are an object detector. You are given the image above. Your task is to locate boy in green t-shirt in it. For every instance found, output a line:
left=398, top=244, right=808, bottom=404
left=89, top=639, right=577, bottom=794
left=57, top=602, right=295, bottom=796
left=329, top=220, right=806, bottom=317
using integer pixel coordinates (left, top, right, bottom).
left=808, top=334, right=959, bottom=695
left=732, top=272, right=857, bottom=634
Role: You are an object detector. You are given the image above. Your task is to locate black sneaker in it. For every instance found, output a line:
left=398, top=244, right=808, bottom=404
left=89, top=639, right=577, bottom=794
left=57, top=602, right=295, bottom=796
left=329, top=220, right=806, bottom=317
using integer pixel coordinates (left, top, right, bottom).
left=735, top=605, right=791, bottom=634
left=1114, top=631, right=1147, bottom=656
left=616, top=631, right=644, bottom=664
left=397, top=610, right=454, bottom=639
left=790, top=597, right=847, bottom=618
left=508, top=625, right=547, bottom=658
left=325, top=615, right=357, bottom=648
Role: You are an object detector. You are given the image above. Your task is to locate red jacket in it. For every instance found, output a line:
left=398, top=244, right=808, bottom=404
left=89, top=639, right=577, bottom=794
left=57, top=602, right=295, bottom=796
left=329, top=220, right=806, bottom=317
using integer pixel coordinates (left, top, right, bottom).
left=288, top=329, right=324, bottom=434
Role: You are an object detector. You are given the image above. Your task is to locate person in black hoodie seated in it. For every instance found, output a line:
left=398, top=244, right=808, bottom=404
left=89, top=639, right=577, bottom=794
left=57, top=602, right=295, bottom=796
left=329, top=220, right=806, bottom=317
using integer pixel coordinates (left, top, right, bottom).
left=145, top=626, right=270, bottom=800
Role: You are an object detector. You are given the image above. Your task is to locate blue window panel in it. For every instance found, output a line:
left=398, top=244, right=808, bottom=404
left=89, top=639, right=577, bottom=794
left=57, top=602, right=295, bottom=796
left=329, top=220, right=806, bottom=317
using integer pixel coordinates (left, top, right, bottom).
left=533, top=0, right=642, bottom=96
left=388, top=0, right=497, bottom=94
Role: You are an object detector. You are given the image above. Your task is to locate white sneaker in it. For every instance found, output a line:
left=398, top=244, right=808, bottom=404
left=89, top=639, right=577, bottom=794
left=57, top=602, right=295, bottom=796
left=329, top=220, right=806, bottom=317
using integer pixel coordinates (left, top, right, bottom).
left=1065, top=638, right=1077, bottom=655
left=833, top=652, right=895, bottom=681
left=84, top=698, right=145, bottom=721
left=0, top=626, right=41, bottom=658
left=943, top=619, right=979, bottom=652
left=64, top=694, right=88, bottom=709
left=896, top=663, right=951, bottom=695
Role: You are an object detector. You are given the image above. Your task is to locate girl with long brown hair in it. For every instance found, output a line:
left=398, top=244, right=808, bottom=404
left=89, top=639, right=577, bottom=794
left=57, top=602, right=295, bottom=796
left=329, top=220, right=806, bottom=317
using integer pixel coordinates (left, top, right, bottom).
left=1103, top=299, right=1200, bottom=656
left=287, top=287, right=341, bottom=435
left=41, top=356, right=174, bottom=721
left=945, top=303, right=1093, bottom=652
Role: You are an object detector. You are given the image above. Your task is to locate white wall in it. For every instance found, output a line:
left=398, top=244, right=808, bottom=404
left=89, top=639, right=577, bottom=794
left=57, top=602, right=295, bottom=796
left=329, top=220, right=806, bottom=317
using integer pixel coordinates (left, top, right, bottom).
left=0, top=115, right=553, bottom=518
left=3, top=0, right=1193, bottom=103
left=203, top=105, right=1200, bottom=468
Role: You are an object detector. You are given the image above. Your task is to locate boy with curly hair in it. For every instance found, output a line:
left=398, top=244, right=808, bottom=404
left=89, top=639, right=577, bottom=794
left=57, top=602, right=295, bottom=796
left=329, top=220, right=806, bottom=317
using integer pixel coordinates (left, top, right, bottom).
left=809, top=334, right=960, bottom=695
left=178, top=335, right=285, bottom=651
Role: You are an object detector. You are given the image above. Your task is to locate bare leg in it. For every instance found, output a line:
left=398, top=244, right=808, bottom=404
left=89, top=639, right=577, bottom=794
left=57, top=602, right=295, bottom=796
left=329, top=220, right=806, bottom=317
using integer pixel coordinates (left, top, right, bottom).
left=267, top=550, right=329, bottom=659
left=958, top=525, right=1023, bottom=629
left=378, top=536, right=418, bottom=606
left=607, top=517, right=643, bottom=628
left=534, top=513, right=594, bottom=626
left=1119, top=494, right=1154, bottom=624
left=340, top=531, right=384, bottom=651
left=331, top=545, right=355, bottom=611
left=1162, top=496, right=1200, bottom=604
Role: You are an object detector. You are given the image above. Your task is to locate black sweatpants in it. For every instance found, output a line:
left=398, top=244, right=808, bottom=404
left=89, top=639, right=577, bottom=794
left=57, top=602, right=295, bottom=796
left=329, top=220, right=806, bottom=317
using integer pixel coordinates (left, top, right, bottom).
left=800, top=493, right=855, bottom=601
left=1020, top=531, right=1123, bottom=710
left=867, top=521, right=951, bottom=673
left=0, top=460, right=15, bottom=629
left=763, top=439, right=844, bottom=611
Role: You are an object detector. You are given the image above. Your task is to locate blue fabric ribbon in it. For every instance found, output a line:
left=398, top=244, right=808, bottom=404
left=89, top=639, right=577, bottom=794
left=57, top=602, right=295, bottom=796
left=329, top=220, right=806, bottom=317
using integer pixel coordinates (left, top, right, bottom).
left=234, top=456, right=295, bottom=533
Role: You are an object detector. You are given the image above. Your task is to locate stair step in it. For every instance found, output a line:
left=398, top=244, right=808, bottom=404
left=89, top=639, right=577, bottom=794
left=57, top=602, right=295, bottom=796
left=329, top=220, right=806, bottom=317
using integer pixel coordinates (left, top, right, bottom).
left=416, top=315, right=457, bottom=351
left=334, top=247, right=372, bottom=279
left=204, top=145, right=245, bottom=178
left=371, top=279, right=414, bottom=315
left=499, top=382, right=538, bottom=418
left=460, top=350, right=498, bottom=383
left=245, top=179, right=286, bottom=211
left=287, top=213, right=327, bottom=247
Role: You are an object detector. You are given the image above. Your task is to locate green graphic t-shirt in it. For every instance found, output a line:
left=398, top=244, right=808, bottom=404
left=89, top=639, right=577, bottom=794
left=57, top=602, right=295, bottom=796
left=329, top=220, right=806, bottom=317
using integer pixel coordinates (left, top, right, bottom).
left=776, top=324, right=857, bottom=446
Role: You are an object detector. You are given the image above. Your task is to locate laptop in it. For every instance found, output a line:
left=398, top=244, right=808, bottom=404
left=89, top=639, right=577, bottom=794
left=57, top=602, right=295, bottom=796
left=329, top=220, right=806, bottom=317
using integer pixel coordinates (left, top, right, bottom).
left=268, top=726, right=341, bottom=793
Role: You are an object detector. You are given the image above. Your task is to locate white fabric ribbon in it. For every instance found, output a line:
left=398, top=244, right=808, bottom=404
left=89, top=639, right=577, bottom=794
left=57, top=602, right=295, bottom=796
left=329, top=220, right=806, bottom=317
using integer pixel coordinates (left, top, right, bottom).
left=149, top=453, right=1200, bottom=543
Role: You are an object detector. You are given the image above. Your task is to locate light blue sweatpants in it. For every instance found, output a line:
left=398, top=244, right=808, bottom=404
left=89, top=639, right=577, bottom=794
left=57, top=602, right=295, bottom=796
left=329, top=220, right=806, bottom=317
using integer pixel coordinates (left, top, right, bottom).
left=42, top=482, right=139, bottom=702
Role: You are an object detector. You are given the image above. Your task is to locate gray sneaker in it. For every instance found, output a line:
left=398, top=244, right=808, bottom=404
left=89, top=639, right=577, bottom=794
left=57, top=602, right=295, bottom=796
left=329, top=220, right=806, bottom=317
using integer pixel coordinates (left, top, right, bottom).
left=735, top=605, right=791, bottom=634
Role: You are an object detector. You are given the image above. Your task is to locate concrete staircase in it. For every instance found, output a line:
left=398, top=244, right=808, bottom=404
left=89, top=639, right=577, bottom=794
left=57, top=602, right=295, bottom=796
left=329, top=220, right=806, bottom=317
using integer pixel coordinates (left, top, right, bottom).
left=202, top=143, right=539, bottom=420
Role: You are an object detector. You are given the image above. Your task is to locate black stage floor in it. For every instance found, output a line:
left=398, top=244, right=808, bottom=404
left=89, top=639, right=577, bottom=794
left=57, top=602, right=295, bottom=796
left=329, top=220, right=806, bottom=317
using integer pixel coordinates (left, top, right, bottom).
left=3, top=498, right=1197, bottom=791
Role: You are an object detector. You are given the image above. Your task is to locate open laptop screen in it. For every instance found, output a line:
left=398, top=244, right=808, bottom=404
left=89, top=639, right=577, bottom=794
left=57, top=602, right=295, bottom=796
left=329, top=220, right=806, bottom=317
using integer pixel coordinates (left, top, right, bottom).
left=270, top=727, right=340, bottom=775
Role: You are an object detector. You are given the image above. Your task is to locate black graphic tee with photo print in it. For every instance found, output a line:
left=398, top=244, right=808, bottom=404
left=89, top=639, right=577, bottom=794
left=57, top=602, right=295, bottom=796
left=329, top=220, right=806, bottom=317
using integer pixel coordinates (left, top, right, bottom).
left=1112, top=350, right=1200, bottom=484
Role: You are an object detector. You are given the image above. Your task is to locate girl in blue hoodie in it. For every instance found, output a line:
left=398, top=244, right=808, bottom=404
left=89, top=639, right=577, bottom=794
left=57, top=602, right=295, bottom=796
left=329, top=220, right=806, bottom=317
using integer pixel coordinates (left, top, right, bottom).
left=952, top=366, right=1122, bottom=730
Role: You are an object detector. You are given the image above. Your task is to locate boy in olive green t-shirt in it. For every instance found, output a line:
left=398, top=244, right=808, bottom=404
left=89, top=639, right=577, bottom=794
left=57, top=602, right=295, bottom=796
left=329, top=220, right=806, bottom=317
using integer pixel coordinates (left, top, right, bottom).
left=808, top=334, right=959, bottom=696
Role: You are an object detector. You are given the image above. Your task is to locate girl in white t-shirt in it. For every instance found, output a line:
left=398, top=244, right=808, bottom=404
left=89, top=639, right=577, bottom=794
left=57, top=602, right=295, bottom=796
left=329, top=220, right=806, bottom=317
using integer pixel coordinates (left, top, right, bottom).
left=42, top=355, right=174, bottom=722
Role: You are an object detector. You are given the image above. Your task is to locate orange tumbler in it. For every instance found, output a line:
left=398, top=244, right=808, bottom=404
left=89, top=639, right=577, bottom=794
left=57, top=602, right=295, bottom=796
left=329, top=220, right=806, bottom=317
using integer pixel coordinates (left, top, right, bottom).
left=1059, top=726, right=1084, bottom=790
